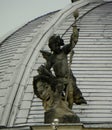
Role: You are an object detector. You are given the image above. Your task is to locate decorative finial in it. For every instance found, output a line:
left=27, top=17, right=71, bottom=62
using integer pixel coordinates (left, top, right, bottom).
left=73, top=9, right=79, bottom=20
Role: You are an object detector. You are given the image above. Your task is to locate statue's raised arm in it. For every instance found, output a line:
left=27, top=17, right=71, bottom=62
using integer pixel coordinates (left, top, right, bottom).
left=62, top=10, right=79, bottom=54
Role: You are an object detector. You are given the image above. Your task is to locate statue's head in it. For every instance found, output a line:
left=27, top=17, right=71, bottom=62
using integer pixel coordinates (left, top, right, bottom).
left=33, top=75, right=56, bottom=99
left=48, top=34, right=64, bottom=52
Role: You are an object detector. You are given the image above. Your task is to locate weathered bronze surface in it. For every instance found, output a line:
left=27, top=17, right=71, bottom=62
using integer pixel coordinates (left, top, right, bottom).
left=33, top=10, right=86, bottom=123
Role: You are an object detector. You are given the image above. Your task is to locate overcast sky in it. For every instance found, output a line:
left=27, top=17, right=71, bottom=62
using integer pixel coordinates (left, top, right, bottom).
left=0, top=0, right=70, bottom=40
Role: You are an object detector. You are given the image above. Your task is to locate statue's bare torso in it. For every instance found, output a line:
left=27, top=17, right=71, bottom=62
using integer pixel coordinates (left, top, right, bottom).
left=52, top=52, right=69, bottom=78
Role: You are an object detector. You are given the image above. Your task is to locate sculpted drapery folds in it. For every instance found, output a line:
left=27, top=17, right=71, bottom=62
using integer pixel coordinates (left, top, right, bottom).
left=33, top=10, right=87, bottom=123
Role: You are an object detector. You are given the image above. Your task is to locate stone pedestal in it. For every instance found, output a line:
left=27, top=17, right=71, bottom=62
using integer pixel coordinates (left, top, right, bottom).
left=44, top=108, right=80, bottom=123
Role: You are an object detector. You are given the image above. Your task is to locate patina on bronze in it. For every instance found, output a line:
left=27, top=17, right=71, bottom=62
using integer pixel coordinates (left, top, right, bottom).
left=33, top=10, right=86, bottom=123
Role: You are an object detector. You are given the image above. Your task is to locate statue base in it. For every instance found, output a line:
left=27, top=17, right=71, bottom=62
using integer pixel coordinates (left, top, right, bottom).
left=44, top=108, right=80, bottom=123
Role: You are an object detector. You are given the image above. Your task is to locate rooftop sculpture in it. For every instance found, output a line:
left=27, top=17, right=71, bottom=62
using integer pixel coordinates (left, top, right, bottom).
left=33, top=10, right=87, bottom=123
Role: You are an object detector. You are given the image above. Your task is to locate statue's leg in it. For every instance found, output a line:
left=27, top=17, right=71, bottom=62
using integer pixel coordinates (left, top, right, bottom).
left=72, top=76, right=87, bottom=105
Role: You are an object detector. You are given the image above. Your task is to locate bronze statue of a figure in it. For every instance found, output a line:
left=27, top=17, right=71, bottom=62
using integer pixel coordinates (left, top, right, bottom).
left=33, top=10, right=87, bottom=123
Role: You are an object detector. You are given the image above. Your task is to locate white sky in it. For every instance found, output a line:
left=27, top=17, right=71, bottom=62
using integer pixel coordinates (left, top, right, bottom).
left=0, top=0, right=70, bottom=39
